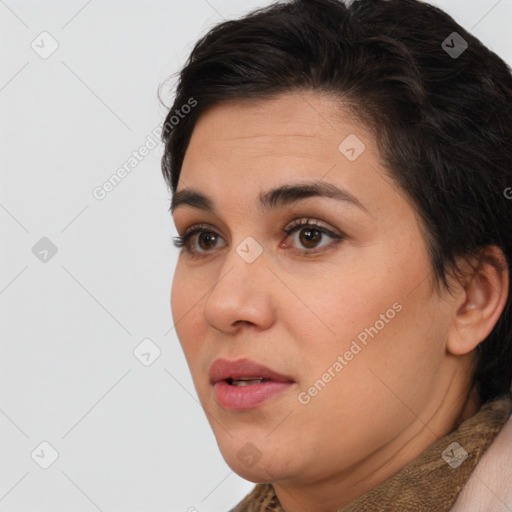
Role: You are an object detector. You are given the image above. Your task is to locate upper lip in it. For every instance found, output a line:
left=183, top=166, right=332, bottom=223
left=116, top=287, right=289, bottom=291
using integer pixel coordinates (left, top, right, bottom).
left=209, top=358, right=295, bottom=384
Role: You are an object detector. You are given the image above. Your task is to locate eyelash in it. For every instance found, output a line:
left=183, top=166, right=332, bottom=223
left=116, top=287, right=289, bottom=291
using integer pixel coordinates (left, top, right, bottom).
left=172, top=218, right=344, bottom=257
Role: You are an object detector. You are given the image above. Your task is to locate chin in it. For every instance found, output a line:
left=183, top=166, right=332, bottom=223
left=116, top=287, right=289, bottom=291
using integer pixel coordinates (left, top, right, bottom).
left=217, top=436, right=301, bottom=484
left=228, top=462, right=272, bottom=483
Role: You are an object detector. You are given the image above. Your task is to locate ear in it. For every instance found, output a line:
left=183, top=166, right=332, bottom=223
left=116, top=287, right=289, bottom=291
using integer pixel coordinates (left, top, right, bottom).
left=447, top=245, right=509, bottom=356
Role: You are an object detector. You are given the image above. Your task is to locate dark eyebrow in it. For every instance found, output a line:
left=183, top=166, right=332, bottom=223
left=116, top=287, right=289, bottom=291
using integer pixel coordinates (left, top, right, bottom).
left=170, top=181, right=368, bottom=215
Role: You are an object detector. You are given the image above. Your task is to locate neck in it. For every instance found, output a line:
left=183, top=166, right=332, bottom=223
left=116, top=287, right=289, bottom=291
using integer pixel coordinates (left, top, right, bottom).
left=273, top=379, right=481, bottom=512
left=454, top=384, right=481, bottom=427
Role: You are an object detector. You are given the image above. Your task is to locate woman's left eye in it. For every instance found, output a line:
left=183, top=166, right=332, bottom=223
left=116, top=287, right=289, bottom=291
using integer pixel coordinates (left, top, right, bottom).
left=173, top=218, right=344, bottom=256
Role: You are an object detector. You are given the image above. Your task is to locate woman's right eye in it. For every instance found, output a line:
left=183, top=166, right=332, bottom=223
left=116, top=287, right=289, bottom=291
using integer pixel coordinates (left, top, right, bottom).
left=173, top=224, right=225, bottom=255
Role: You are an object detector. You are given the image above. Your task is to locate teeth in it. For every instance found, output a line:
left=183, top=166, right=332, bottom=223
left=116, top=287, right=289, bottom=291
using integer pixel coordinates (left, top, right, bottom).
left=229, top=378, right=270, bottom=386
left=233, top=379, right=263, bottom=386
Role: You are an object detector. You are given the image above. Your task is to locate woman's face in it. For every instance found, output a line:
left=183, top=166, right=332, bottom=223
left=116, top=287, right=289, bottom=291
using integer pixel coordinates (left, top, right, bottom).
left=170, top=91, right=465, bottom=494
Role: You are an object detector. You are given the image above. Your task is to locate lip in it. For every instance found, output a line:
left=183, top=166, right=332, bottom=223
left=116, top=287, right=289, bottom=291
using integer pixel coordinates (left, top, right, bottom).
left=209, top=358, right=295, bottom=385
left=209, top=358, right=296, bottom=411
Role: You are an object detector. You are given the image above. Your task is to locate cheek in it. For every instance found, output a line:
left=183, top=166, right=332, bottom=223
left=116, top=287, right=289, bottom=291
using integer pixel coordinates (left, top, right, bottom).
left=324, top=278, right=444, bottom=414
left=289, top=284, right=446, bottom=462
left=287, top=259, right=405, bottom=354
left=295, top=233, right=441, bottom=387
left=170, top=264, right=184, bottom=324
left=170, top=264, right=205, bottom=357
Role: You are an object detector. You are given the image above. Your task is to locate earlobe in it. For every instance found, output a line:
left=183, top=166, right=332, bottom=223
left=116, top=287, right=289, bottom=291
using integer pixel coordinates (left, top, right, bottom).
left=446, top=246, right=509, bottom=356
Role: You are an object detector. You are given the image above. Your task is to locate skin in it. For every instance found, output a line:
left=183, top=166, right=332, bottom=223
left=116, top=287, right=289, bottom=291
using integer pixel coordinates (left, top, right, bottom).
left=170, top=90, right=508, bottom=511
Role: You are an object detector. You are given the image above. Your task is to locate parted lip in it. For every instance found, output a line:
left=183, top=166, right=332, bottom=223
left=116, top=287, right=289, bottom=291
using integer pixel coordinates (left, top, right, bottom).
left=209, top=358, right=295, bottom=384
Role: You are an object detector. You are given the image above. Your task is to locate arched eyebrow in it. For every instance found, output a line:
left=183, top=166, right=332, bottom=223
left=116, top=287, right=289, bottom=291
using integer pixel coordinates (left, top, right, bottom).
left=170, top=181, right=368, bottom=215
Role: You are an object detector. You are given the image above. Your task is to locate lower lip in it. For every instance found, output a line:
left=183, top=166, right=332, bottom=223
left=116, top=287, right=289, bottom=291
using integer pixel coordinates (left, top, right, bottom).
left=213, top=380, right=294, bottom=411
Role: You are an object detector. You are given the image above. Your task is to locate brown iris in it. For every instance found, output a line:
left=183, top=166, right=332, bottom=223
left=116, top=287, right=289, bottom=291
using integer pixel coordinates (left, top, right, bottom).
left=298, top=228, right=322, bottom=249
left=198, top=232, right=217, bottom=251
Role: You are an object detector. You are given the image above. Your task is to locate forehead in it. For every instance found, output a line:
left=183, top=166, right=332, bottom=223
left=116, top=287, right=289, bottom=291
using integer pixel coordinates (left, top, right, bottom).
left=184, top=91, right=363, bottom=157
left=180, top=92, right=370, bottom=183
left=174, top=91, right=412, bottom=224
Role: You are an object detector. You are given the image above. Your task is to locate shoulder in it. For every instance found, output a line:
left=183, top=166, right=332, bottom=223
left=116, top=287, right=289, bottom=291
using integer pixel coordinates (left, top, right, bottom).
left=451, top=412, right=512, bottom=512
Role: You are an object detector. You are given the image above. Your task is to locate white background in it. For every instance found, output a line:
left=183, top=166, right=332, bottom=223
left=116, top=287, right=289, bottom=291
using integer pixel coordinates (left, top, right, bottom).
left=1, top=1, right=511, bottom=511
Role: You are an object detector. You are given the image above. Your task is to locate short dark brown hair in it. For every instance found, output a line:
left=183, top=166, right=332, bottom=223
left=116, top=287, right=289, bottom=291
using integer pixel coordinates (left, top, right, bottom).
left=160, top=0, right=512, bottom=403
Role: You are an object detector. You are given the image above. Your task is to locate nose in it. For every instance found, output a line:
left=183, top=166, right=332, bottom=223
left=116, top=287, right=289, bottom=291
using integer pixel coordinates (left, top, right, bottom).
left=203, top=238, right=275, bottom=334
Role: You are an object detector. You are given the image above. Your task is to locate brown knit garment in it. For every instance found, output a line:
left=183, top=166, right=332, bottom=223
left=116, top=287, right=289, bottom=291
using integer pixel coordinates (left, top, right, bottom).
left=229, top=392, right=512, bottom=512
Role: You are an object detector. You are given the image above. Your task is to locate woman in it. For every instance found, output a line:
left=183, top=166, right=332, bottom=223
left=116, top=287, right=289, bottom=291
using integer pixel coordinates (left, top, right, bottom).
left=160, top=0, right=512, bottom=510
